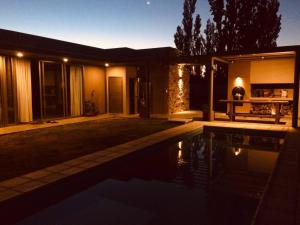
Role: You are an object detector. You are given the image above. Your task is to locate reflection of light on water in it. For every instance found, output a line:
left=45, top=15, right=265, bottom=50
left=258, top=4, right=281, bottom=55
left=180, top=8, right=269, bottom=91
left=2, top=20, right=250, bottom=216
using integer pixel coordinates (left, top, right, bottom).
left=233, top=147, right=242, bottom=156
left=177, top=141, right=185, bottom=166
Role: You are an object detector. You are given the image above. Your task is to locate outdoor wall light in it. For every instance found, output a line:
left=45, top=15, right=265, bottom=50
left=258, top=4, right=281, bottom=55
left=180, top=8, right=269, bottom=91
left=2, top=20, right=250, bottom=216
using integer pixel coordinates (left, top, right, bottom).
left=178, top=65, right=183, bottom=78
left=178, top=141, right=183, bottom=150
left=16, top=52, right=24, bottom=57
left=234, top=75, right=243, bottom=87
left=63, top=58, right=69, bottom=62
left=105, top=63, right=110, bottom=67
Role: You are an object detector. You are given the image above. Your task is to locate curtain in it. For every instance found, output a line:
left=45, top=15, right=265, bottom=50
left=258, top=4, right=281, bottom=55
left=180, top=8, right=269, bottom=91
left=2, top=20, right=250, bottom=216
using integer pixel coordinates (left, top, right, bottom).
left=70, top=65, right=83, bottom=116
left=0, top=56, right=6, bottom=124
left=12, top=58, right=33, bottom=122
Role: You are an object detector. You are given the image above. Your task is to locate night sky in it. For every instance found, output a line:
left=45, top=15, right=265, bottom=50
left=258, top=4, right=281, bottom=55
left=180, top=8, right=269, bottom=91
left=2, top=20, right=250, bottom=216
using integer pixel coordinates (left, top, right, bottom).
left=0, top=0, right=299, bottom=49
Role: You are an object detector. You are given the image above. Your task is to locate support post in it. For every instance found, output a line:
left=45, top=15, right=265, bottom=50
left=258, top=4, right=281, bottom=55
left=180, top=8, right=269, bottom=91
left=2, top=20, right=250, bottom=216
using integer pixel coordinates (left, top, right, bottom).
left=208, top=58, right=214, bottom=121
left=293, top=51, right=300, bottom=128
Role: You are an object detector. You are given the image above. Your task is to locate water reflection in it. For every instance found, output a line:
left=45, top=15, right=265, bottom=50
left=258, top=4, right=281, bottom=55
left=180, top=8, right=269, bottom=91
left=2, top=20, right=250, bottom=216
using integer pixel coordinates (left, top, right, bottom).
left=16, top=131, right=285, bottom=225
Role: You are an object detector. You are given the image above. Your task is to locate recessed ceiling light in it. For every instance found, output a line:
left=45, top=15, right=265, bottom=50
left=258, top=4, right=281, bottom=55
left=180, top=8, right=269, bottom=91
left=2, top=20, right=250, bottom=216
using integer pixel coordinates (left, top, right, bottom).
left=63, top=58, right=69, bottom=62
left=17, top=52, right=23, bottom=57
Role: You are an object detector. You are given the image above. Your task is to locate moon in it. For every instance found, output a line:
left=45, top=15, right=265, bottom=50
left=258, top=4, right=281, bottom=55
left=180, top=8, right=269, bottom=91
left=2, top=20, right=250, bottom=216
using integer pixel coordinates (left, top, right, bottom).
left=146, top=1, right=151, bottom=5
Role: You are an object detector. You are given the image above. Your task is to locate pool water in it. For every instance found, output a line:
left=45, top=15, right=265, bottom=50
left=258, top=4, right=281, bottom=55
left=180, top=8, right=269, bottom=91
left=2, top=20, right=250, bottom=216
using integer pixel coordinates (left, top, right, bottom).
left=16, top=131, right=285, bottom=225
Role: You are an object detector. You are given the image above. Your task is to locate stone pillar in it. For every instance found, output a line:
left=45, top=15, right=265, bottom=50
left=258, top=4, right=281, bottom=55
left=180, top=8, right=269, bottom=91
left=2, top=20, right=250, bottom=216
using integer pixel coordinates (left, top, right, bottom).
left=168, top=65, right=190, bottom=114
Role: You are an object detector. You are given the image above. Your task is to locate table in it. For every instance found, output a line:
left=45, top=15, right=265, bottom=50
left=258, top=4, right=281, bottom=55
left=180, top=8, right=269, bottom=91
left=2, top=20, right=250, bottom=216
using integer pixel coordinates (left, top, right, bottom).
left=219, top=99, right=290, bottom=124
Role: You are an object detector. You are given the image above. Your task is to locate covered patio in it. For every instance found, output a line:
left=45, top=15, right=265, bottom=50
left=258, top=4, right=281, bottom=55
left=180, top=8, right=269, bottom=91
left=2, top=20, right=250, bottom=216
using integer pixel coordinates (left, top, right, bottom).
left=170, top=46, right=300, bottom=128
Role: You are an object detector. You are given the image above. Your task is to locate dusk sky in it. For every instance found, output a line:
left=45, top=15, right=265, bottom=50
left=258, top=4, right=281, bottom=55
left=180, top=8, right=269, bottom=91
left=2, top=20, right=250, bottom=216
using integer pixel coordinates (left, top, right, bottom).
left=0, top=0, right=299, bottom=49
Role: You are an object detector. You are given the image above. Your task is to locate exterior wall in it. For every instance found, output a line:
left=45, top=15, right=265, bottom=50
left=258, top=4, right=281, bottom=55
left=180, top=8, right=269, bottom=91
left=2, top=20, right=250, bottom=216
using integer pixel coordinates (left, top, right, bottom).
left=168, top=65, right=190, bottom=114
left=150, top=64, right=169, bottom=115
left=228, top=58, right=296, bottom=113
left=83, top=65, right=106, bottom=114
left=250, top=58, right=295, bottom=84
left=106, top=66, right=127, bottom=114
left=228, top=61, right=251, bottom=113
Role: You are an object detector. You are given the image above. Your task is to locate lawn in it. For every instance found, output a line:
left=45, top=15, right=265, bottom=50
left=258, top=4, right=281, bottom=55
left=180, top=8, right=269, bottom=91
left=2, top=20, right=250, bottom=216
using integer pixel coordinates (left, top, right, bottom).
left=0, top=118, right=182, bottom=181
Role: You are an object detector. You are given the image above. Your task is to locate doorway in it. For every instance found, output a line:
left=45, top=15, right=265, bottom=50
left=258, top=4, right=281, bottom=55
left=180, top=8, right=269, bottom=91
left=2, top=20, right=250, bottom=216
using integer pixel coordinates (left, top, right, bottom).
left=109, top=77, right=123, bottom=113
left=41, top=62, right=66, bottom=119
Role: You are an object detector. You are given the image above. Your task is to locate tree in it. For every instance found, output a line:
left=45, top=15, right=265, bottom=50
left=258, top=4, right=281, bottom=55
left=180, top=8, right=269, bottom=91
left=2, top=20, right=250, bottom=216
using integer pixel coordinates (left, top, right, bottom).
left=193, top=14, right=205, bottom=55
left=204, top=19, right=217, bottom=54
left=174, top=0, right=198, bottom=56
left=235, top=0, right=259, bottom=51
left=208, top=0, right=225, bottom=53
left=223, top=0, right=238, bottom=52
left=256, top=0, right=281, bottom=49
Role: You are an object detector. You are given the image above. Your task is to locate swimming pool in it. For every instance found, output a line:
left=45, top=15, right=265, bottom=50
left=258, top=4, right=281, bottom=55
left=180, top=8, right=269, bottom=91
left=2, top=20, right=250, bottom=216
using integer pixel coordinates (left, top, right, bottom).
left=15, top=129, right=285, bottom=225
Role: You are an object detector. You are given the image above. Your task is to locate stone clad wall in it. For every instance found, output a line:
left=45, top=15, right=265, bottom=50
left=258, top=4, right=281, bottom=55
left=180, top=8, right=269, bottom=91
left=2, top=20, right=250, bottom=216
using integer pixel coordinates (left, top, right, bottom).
left=168, top=65, right=190, bottom=114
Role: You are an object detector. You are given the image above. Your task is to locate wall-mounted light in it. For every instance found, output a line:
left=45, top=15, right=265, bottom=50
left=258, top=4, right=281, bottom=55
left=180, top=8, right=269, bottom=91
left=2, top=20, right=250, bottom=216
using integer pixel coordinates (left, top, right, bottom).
left=178, top=65, right=183, bottom=78
left=234, top=75, right=243, bottom=87
left=105, top=63, right=110, bottom=67
left=178, top=141, right=183, bottom=150
left=16, top=52, right=24, bottom=57
left=63, top=58, right=69, bottom=63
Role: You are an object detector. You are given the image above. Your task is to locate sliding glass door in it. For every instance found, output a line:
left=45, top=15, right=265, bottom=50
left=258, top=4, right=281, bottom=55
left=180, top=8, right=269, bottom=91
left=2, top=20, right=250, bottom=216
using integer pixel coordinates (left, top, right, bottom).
left=41, top=62, right=66, bottom=119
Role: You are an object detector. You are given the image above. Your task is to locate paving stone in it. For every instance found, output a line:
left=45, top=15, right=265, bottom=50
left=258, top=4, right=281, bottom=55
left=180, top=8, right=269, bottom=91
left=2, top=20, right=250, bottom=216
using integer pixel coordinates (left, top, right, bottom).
left=77, top=161, right=101, bottom=169
left=60, top=167, right=84, bottom=176
left=38, top=172, right=68, bottom=184
left=45, top=164, right=71, bottom=173
left=0, top=177, right=32, bottom=188
left=0, top=189, right=20, bottom=202
left=12, top=180, right=45, bottom=193
left=63, top=158, right=86, bottom=167
left=24, top=170, right=52, bottom=179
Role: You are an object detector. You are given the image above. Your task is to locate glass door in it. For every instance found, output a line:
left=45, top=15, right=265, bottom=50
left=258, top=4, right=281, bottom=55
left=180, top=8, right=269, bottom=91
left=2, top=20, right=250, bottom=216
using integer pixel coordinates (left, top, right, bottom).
left=42, top=62, right=66, bottom=119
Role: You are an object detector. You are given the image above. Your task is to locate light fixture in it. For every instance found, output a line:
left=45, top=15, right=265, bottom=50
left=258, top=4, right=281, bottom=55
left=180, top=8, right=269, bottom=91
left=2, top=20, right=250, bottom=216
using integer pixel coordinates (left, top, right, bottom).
left=16, top=52, right=24, bottom=57
left=233, top=147, right=242, bottom=156
left=178, top=65, right=183, bottom=78
left=234, top=75, right=243, bottom=87
left=63, top=58, right=69, bottom=62
left=105, top=63, right=110, bottom=67
left=178, top=141, right=183, bottom=150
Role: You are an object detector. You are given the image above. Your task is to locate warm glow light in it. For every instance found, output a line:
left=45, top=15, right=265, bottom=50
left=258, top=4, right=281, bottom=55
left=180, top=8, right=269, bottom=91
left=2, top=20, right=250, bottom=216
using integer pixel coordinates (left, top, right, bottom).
left=105, top=63, right=110, bottom=67
left=63, top=58, right=69, bottom=62
left=16, top=52, right=23, bottom=57
left=271, top=107, right=276, bottom=115
left=235, top=76, right=243, bottom=87
left=178, top=141, right=183, bottom=150
left=178, top=66, right=183, bottom=78
left=233, top=147, right=242, bottom=156
left=200, top=65, right=206, bottom=78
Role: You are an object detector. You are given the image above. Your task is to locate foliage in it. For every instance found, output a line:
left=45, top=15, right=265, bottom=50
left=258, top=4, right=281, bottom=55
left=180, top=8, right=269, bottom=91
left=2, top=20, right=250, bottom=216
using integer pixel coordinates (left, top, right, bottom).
left=175, top=0, right=282, bottom=54
left=174, top=0, right=205, bottom=56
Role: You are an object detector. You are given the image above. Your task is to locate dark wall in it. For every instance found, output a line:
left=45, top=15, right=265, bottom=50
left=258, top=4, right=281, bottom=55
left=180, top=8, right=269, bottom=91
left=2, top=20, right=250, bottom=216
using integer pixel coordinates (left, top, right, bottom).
left=150, top=65, right=169, bottom=115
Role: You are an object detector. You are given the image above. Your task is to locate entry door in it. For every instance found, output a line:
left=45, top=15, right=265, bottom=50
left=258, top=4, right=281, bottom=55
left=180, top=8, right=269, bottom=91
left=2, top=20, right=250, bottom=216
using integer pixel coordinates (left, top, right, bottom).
left=109, top=77, right=123, bottom=113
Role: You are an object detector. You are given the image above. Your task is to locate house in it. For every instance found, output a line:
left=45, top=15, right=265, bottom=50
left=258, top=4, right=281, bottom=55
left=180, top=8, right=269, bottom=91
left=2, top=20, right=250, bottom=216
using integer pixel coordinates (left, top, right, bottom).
left=0, top=29, right=299, bottom=128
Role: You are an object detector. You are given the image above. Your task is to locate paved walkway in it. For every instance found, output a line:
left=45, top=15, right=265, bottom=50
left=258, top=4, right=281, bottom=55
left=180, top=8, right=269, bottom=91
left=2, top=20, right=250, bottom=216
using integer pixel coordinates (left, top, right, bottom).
left=253, top=127, right=300, bottom=225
